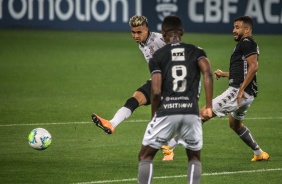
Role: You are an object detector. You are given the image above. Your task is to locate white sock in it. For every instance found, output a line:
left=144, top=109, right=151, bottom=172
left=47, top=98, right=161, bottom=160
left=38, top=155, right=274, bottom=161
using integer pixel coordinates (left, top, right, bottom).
left=110, top=107, right=132, bottom=128
left=254, top=149, right=263, bottom=156
left=167, top=136, right=178, bottom=149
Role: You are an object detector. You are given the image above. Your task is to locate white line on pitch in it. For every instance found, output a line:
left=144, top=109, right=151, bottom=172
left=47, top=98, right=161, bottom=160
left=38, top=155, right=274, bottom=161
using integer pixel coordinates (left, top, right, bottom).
left=0, top=117, right=281, bottom=127
left=72, top=168, right=282, bottom=184
left=0, top=121, right=90, bottom=127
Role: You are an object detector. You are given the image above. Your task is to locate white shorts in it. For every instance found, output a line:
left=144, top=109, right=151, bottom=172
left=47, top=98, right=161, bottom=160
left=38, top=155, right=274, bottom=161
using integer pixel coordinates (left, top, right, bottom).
left=213, top=87, right=254, bottom=120
left=142, top=114, right=202, bottom=151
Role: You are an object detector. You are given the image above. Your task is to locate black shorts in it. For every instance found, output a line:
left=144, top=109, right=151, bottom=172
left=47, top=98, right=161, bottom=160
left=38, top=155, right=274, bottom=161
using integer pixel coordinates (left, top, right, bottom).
left=136, top=79, right=151, bottom=105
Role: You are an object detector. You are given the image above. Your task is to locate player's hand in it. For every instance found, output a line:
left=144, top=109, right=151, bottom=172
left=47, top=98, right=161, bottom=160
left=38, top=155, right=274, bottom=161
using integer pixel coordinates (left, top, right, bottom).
left=214, top=69, right=223, bottom=80
left=200, top=107, right=213, bottom=122
left=237, top=89, right=247, bottom=107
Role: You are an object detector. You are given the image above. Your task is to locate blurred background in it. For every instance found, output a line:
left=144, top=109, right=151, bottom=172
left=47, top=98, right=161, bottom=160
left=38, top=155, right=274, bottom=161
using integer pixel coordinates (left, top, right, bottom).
left=1, top=0, right=281, bottom=33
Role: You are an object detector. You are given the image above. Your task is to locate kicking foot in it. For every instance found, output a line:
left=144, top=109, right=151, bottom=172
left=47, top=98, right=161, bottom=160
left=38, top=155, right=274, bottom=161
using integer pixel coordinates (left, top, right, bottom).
left=92, top=113, right=115, bottom=134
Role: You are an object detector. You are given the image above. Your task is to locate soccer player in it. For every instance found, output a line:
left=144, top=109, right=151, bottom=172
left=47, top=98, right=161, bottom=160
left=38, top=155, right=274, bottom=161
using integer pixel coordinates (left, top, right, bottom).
left=138, top=15, right=213, bottom=184
left=91, top=15, right=176, bottom=161
left=164, top=16, right=270, bottom=162
left=206, top=16, right=269, bottom=161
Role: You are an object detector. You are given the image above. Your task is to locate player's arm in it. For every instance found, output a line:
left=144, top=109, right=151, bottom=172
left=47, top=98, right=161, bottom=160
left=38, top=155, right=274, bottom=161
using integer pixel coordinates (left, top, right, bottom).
left=237, top=54, right=258, bottom=106
left=214, top=69, right=230, bottom=80
left=198, top=57, right=213, bottom=119
left=150, top=72, right=162, bottom=119
left=239, top=54, right=258, bottom=91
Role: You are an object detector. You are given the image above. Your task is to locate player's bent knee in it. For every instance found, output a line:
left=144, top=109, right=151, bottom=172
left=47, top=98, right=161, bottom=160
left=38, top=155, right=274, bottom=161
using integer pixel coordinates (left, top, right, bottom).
left=133, top=91, right=147, bottom=106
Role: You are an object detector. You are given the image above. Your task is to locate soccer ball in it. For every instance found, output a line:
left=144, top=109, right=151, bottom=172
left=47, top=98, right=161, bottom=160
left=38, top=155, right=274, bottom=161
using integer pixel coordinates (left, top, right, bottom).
left=28, top=128, right=52, bottom=150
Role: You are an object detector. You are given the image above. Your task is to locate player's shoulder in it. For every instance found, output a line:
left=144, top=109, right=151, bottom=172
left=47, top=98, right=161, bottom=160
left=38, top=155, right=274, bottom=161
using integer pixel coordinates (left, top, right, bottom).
left=241, top=36, right=256, bottom=42
left=181, top=42, right=205, bottom=52
left=153, top=43, right=169, bottom=54
left=158, top=42, right=204, bottom=51
left=148, top=32, right=164, bottom=43
left=239, top=36, right=257, bottom=46
left=155, top=42, right=203, bottom=54
left=150, top=31, right=163, bottom=38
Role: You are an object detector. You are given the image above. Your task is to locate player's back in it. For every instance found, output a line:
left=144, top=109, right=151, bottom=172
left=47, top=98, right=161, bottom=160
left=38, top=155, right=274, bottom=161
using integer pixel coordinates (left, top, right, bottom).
left=149, top=42, right=207, bottom=117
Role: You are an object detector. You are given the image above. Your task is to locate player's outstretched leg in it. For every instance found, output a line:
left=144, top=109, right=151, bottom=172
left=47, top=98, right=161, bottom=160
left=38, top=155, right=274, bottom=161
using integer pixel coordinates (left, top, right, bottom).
left=92, top=113, right=115, bottom=134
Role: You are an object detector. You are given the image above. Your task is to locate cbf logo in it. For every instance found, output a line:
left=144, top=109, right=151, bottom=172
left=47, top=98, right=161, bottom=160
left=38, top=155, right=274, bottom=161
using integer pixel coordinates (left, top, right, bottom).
left=156, top=0, right=178, bottom=31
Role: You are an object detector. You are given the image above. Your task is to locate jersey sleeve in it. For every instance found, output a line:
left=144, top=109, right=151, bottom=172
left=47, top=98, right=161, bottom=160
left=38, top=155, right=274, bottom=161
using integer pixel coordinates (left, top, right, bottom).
left=240, top=38, right=258, bottom=58
left=196, top=47, right=207, bottom=61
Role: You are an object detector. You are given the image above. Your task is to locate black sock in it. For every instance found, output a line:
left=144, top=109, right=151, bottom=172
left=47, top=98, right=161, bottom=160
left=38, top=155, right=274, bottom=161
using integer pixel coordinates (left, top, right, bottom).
left=124, top=97, right=139, bottom=113
left=236, top=125, right=260, bottom=151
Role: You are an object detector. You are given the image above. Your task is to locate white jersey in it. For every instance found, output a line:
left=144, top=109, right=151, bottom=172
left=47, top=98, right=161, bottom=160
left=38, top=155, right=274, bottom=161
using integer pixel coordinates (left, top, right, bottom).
left=139, top=32, right=166, bottom=63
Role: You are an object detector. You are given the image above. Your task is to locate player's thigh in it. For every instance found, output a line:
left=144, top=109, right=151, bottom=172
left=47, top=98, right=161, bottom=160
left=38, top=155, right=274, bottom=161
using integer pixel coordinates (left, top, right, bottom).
left=138, top=145, right=159, bottom=160
left=177, top=115, right=203, bottom=151
left=231, top=93, right=254, bottom=120
left=135, top=79, right=151, bottom=105
left=132, top=91, right=147, bottom=106
left=212, top=87, right=239, bottom=117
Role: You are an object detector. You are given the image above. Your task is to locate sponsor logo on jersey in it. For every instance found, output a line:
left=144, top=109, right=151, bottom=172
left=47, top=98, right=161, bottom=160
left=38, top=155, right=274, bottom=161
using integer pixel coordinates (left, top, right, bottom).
left=148, top=45, right=155, bottom=56
left=171, top=48, right=185, bottom=61
left=163, top=103, right=193, bottom=109
left=165, top=96, right=189, bottom=101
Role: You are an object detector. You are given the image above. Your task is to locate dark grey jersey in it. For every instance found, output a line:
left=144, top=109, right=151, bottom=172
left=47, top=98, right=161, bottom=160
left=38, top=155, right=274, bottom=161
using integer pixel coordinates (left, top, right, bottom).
left=229, top=36, right=259, bottom=97
left=149, top=42, right=207, bottom=117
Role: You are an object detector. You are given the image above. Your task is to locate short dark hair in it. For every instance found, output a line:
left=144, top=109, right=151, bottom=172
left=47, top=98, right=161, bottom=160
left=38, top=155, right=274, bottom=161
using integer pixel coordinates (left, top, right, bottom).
left=234, top=16, right=253, bottom=28
left=162, top=16, right=183, bottom=32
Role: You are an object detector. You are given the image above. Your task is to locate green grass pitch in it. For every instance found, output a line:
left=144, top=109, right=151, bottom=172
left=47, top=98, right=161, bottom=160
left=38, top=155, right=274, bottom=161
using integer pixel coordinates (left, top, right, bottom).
left=0, top=29, right=281, bottom=183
